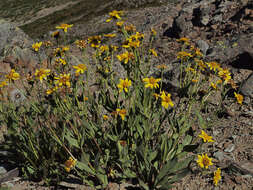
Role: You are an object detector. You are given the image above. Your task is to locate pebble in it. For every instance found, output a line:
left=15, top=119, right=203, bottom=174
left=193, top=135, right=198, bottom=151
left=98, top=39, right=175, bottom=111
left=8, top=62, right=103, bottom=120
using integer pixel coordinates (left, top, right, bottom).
left=224, top=144, right=235, bottom=153
left=214, top=151, right=225, bottom=161
left=0, top=166, right=7, bottom=175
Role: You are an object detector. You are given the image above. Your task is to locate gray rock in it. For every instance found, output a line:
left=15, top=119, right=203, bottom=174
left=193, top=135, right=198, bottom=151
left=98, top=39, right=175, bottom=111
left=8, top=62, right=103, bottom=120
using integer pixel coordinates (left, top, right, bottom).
left=224, top=144, right=236, bottom=153
left=0, top=166, right=7, bottom=175
left=214, top=151, right=225, bottom=161
left=196, top=40, right=209, bottom=55
left=240, top=72, right=253, bottom=98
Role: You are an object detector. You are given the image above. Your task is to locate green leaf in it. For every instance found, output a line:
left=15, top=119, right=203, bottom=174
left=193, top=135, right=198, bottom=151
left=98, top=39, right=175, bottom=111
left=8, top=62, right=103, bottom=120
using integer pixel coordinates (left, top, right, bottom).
left=196, top=110, right=206, bottom=129
left=65, top=133, right=79, bottom=149
left=139, top=179, right=149, bottom=190
left=155, top=158, right=177, bottom=185
left=76, top=161, right=95, bottom=175
left=123, top=169, right=137, bottom=178
left=168, top=168, right=189, bottom=183
left=96, top=173, right=108, bottom=186
left=182, top=135, right=192, bottom=146
left=169, top=156, right=193, bottom=174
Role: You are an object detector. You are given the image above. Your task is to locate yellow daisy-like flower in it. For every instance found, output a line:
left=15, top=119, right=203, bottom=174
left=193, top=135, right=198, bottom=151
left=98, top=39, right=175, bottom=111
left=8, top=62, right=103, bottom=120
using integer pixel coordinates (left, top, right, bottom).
left=160, top=91, right=174, bottom=109
left=198, top=130, right=214, bottom=143
left=116, top=21, right=124, bottom=27
left=151, top=28, right=157, bottom=36
left=213, top=168, right=221, bottom=186
left=34, top=68, right=51, bottom=83
left=234, top=92, right=243, bottom=105
left=176, top=37, right=190, bottom=43
left=156, top=64, right=167, bottom=69
left=73, top=64, right=87, bottom=75
left=206, top=61, right=221, bottom=72
left=195, top=48, right=203, bottom=57
left=5, top=69, right=20, bottom=81
left=106, top=10, right=124, bottom=22
left=117, top=78, right=132, bottom=93
left=75, top=40, right=86, bottom=49
left=46, top=86, right=58, bottom=95
left=117, top=51, right=134, bottom=64
left=104, top=33, right=116, bottom=38
left=197, top=153, right=213, bottom=169
left=177, top=51, right=193, bottom=60
left=56, top=23, right=73, bottom=33
left=51, top=31, right=60, bottom=38
left=124, top=24, right=136, bottom=33
left=0, top=80, right=8, bottom=88
left=88, top=35, right=102, bottom=48
left=210, top=82, right=217, bottom=90
left=54, top=73, right=71, bottom=87
left=64, top=157, right=77, bottom=172
left=32, top=42, right=43, bottom=52
left=55, top=58, right=67, bottom=65
left=113, top=109, right=126, bottom=120
left=103, top=115, right=109, bottom=120
left=142, top=77, right=161, bottom=89
left=149, top=49, right=158, bottom=57
left=218, top=68, right=231, bottom=84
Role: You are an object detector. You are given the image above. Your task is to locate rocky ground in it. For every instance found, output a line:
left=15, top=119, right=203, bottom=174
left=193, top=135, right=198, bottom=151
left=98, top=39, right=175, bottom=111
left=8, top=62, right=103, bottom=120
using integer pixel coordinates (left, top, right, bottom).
left=0, top=0, right=253, bottom=189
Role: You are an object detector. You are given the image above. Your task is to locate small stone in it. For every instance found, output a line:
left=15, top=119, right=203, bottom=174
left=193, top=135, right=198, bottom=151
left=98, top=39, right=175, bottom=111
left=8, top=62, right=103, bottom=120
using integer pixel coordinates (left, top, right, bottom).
left=240, top=72, right=253, bottom=98
left=224, top=144, right=235, bottom=153
left=214, top=151, right=225, bottom=161
left=201, top=15, right=210, bottom=26
left=0, top=166, right=7, bottom=175
left=196, top=40, right=209, bottom=55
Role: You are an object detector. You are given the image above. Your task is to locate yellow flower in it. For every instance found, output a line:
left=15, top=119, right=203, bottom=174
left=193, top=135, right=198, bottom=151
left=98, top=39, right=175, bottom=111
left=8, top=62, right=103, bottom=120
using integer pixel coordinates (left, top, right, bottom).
left=195, top=48, right=203, bottom=57
left=0, top=80, right=8, bottom=88
left=234, top=92, right=243, bottom=105
left=51, top=31, right=60, bottom=38
left=206, top=61, right=221, bottom=72
left=116, top=21, right=124, bottom=27
left=151, top=28, right=157, bottom=36
left=5, top=69, right=20, bottom=81
left=117, top=51, right=134, bottom=64
left=192, top=79, right=198, bottom=83
left=54, top=46, right=69, bottom=57
left=153, top=93, right=159, bottom=100
left=156, top=64, right=167, bottom=69
left=197, top=154, right=213, bottom=169
left=210, top=82, right=217, bottom=90
left=64, top=157, right=76, bottom=172
left=88, top=35, right=102, bottom=48
left=142, top=77, right=161, bottom=89
left=104, top=33, right=116, bottom=38
left=55, top=58, right=67, bottom=65
left=103, top=115, right=109, bottom=120
left=115, top=109, right=127, bottom=120
left=73, top=64, right=87, bottom=75
left=218, top=68, right=231, bottom=84
left=106, top=10, right=124, bottom=22
left=117, top=78, right=132, bottom=93
left=54, top=73, right=71, bottom=87
left=99, top=45, right=109, bottom=55
left=110, top=45, right=118, bottom=52
left=84, top=96, right=88, bottom=101
left=124, top=24, right=136, bottom=33
left=176, top=37, right=190, bottom=43
left=34, top=68, right=51, bottom=83
left=195, top=59, right=207, bottom=71
left=177, top=51, right=193, bottom=60
left=56, top=23, right=73, bottom=33
left=75, top=40, right=86, bottom=49
left=149, top=49, right=158, bottom=57
left=160, top=91, right=174, bottom=109
left=213, top=168, right=221, bottom=186
left=198, top=130, right=214, bottom=143
left=32, top=42, right=42, bottom=52
left=43, top=40, right=53, bottom=47
left=46, top=86, right=58, bottom=95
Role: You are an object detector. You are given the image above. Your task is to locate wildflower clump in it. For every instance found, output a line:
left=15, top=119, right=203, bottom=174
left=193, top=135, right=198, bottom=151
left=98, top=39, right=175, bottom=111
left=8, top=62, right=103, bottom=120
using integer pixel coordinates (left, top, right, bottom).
left=0, top=10, right=242, bottom=189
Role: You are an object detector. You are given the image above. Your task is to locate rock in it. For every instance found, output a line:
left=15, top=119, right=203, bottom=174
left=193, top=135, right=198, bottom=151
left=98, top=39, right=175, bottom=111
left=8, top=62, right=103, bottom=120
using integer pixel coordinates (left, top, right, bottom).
left=240, top=72, right=253, bottom=98
left=224, top=144, right=236, bottom=153
left=196, top=39, right=209, bottom=55
left=214, top=151, right=225, bottom=161
left=0, top=19, right=46, bottom=69
left=0, top=167, right=7, bottom=175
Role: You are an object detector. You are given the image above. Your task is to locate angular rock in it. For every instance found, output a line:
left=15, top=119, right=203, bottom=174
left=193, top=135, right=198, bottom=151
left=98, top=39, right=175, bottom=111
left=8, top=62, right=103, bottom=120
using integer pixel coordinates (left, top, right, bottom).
left=240, top=72, right=253, bottom=98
